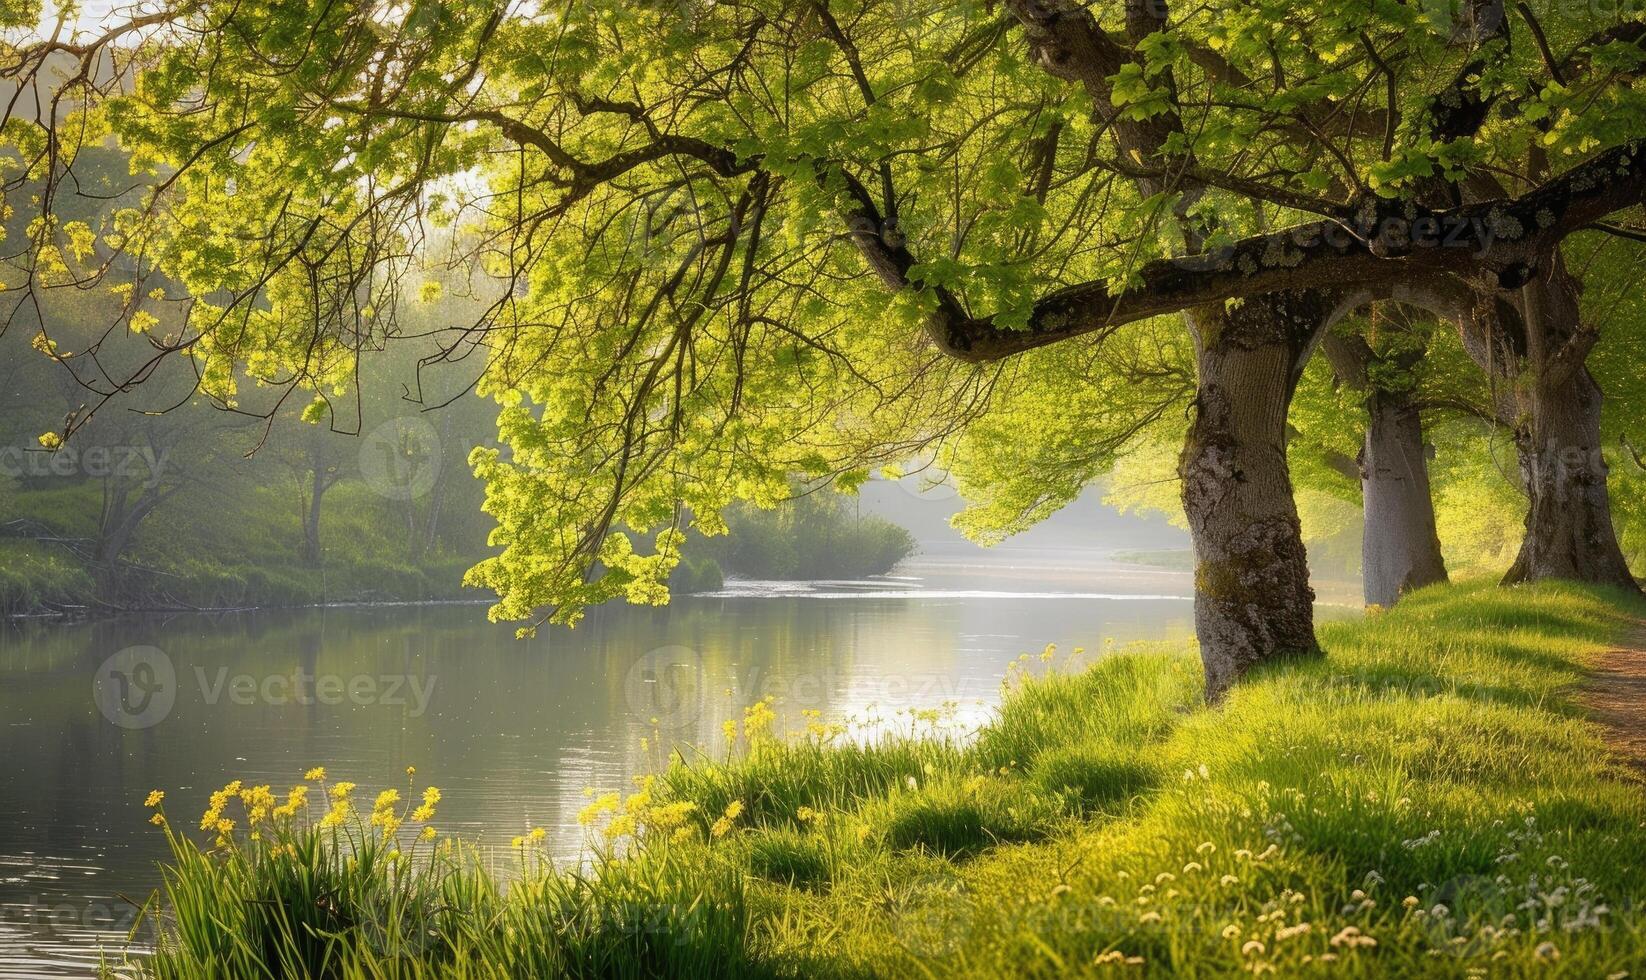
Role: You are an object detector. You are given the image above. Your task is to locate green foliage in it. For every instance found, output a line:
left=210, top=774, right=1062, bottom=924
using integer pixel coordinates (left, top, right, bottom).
left=10, top=0, right=1639, bottom=632
left=668, top=554, right=726, bottom=595
left=1427, top=422, right=1529, bottom=576
left=946, top=319, right=1195, bottom=545
left=865, top=777, right=1062, bottom=859
left=1579, top=234, right=1646, bottom=574
left=740, top=828, right=834, bottom=890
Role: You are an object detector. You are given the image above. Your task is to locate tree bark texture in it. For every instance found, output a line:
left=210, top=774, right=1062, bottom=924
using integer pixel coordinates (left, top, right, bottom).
left=1504, top=361, right=1635, bottom=587
left=1360, top=390, right=1449, bottom=607
left=1451, top=259, right=1637, bottom=589
left=1180, top=292, right=1330, bottom=702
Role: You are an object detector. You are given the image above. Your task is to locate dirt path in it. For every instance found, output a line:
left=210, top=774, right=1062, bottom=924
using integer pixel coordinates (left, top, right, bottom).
left=1582, top=624, right=1646, bottom=773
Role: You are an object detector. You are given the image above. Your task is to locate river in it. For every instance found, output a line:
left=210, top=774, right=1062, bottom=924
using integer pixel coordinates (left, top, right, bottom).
left=0, top=556, right=1356, bottom=977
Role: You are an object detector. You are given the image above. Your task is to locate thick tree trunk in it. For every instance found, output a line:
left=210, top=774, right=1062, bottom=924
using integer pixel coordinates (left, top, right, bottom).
left=1454, top=260, right=1637, bottom=589
left=1318, top=314, right=1449, bottom=609
left=1504, top=363, right=1635, bottom=587
left=1442, top=255, right=1637, bottom=590
left=1360, top=391, right=1448, bottom=607
left=1180, top=293, right=1329, bottom=702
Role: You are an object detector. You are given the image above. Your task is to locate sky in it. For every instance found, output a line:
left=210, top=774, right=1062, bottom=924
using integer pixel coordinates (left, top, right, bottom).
left=35, top=1, right=125, bottom=35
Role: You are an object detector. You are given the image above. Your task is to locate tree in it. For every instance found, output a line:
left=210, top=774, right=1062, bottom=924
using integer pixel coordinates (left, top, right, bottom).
left=4, top=0, right=1644, bottom=698
left=1315, top=309, right=1450, bottom=607
left=271, top=417, right=346, bottom=566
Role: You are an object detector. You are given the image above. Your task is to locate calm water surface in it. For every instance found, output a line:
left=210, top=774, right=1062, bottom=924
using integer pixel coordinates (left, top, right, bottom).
left=0, top=557, right=1353, bottom=977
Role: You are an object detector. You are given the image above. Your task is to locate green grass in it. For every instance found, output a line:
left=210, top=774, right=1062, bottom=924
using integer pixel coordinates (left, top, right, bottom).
left=0, top=539, right=96, bottom=615
left=121, top=581, right=1646, bottom=977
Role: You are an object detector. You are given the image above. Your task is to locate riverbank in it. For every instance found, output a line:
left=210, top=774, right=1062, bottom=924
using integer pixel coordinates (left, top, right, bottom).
left=121, top=581, right=1646, bottom=977
left=0, top=474, right=918, bottom=621
left=0, top=538, right=478, bottom=619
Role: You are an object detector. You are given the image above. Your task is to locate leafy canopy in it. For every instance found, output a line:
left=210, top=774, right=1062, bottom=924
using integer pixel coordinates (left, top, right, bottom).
left=3, top=0, right=1643, bottom=626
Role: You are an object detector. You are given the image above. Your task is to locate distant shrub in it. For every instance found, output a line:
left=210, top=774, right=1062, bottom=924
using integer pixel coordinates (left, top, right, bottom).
left=669, top=555, right=724, bottom=595
left=702, top=491, right=915, bottom=580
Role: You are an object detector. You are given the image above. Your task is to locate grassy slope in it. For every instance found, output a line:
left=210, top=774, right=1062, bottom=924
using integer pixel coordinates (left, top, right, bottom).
left=132, top=582, right=1646, bottom=978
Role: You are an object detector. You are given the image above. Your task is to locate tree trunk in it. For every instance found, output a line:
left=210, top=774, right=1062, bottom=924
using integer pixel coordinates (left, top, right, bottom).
left=302, top=464, right=325, bottom=565
left=1442, top=254, right=1637, bottom=590
left=1360, top=391, right=1448, bottom=607
left=1503, top=362, right=1635, bottom=587
left=419, top=412, right=454, bottom=559
left=95, top=484, right=172, bottom=604
left=1458, top=260, right=1637, bottom=589
left=1180, top=292, right=1329, bottom=702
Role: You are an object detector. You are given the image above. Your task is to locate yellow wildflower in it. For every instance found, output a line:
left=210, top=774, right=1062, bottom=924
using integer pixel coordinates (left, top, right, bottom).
left=144, top=790, right=164, bottom=808
left=411, top=786, right=441, bottom=822
left=319, top=801, right=351, bottom=829
left=743, top=700, right=776, bottom=742
left=273, top=785, right=309, bottom=818
left=240, top=786, right=275, bottom=826
left=199, top=783, right=240, bottom=831
left=577, top=792, right=620, bottom=827
left=710, top=799, right=745, bottom=839
left=647, top=801, right=696, bottom=831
